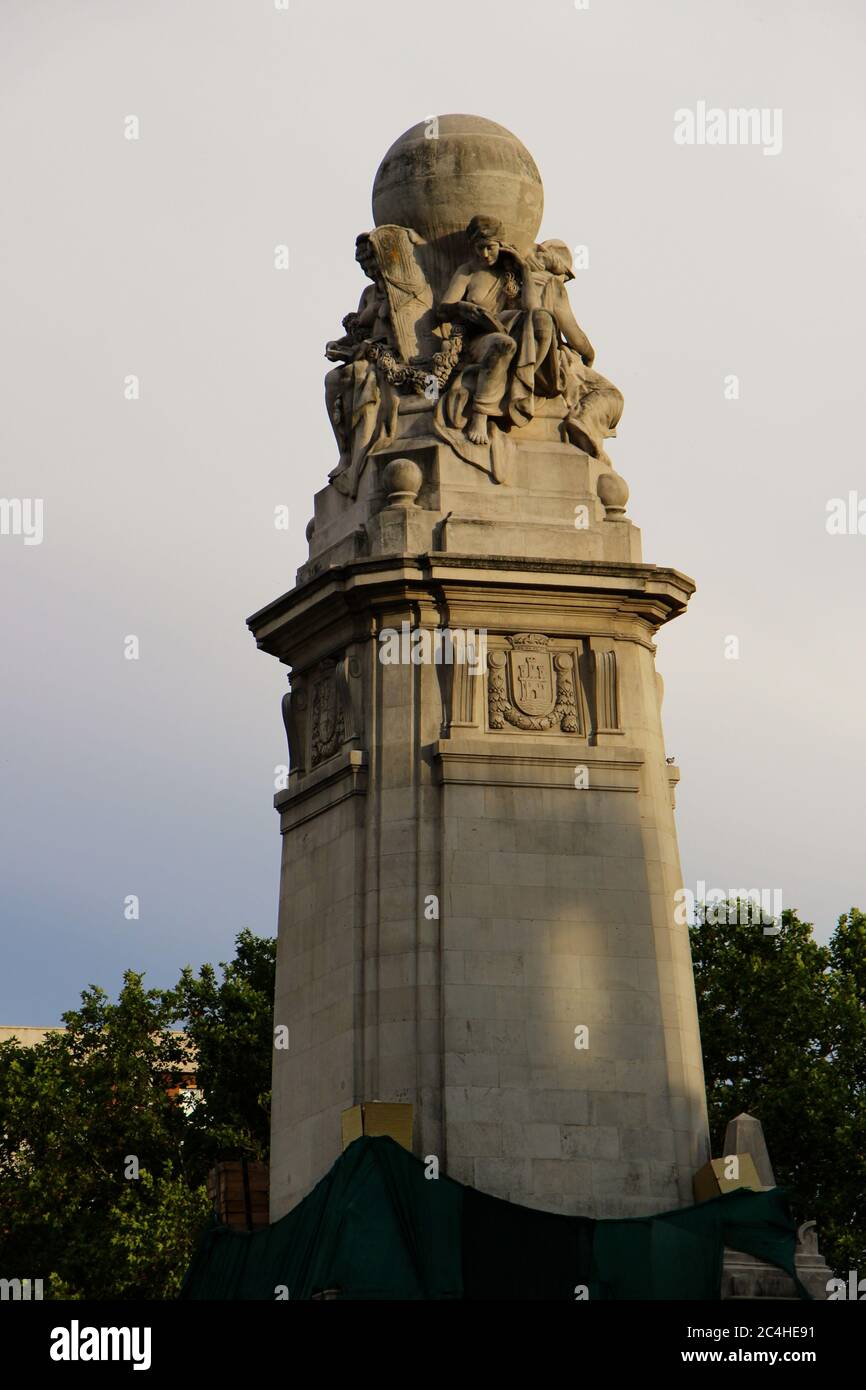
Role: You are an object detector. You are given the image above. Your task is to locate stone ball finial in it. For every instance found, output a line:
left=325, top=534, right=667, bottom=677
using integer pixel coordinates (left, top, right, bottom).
left=382, top=457, right=423, bottom=508
left=597, top=469, right=629, bottom=519
left=372, top=114, right=543, bottom=255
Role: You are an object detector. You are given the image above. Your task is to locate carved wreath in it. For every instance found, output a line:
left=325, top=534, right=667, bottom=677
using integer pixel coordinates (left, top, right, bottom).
left=365, top=338, right=461, bottom=395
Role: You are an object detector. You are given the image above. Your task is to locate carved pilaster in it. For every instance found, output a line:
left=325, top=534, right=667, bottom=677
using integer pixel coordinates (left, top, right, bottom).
left=582, top=645, right=623, bottom=740
left=335, top=652, right=363, bottom=741
left=444, top=639, right=484, bottom=731
left=596, top=649, right=621, bottom=732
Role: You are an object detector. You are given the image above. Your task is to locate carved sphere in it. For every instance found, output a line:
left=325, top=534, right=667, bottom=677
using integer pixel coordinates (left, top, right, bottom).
left=382, top=457, right=423, bottom=507
left=372, top=114, right=543, bottom=255
left=597, top=469, right=629, bottom=516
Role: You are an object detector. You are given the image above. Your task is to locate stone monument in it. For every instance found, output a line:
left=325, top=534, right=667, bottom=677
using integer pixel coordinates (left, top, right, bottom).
left=249, top=115, right=712, bottom=1224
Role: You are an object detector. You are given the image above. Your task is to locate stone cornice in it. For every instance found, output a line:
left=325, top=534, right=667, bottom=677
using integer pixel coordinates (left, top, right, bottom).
left=248, top=554, right=695, bottom=666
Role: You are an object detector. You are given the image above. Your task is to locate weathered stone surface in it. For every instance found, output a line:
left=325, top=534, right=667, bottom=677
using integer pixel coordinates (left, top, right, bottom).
left=252, top=549, right=710, bottom=1219
left=372, top=115, right=544, bottom=270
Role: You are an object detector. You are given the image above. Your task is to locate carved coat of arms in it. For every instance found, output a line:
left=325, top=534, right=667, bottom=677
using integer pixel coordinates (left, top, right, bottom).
left=311, top=663, right=345, bottom=765
left=488, top=635, right=580, bottom=733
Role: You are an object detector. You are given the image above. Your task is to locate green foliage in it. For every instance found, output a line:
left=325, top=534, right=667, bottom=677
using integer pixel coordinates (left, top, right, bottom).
left=0, top=931, right=275, bottom=1299
left=169, top=927, right=276, bottom=1173
left=45, top=1167, right=211, bottom=1302
left=691, top=903, right=866, bottom=1275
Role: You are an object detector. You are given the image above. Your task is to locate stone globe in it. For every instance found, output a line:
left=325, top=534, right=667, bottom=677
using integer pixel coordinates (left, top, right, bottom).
left=371, top=114, right=544, bottom=296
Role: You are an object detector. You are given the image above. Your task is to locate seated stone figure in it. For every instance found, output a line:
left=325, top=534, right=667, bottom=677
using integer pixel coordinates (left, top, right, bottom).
left=434, top=215, right=566, bottom=460
left=324, top=233, right=398, bottom=497
left=324, top=226, right=440, bottom=498
left=525, top=240, right=624, bottom=466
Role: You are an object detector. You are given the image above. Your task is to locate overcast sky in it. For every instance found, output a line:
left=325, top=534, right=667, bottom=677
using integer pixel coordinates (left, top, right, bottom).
left=1, top=0, right=864, bottom=1022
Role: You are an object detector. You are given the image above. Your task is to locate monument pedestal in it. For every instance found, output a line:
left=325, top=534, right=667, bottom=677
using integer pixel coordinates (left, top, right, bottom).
left=249, top=425, right=710, bottom=1223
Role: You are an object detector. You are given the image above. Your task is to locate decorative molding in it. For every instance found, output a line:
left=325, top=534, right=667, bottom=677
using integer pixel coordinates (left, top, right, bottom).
left=434, top=739, right=642, bottom=793
left=275, top=749, right=367, bottom=832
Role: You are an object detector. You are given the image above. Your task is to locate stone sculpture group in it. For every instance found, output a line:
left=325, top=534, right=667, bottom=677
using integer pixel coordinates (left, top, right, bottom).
left=325, top=215, right=623, bottom=496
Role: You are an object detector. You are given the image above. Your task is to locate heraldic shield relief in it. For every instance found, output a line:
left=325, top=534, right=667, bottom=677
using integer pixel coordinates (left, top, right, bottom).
left=510, top=644, right=555, bottom=717
left=488, top=634, right=582, bottom=733
left=311, top=660, right=345, bottom=766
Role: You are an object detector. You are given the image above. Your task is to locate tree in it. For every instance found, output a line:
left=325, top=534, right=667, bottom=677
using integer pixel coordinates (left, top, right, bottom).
left=169, top=928, right=276, bottom=1174
left=690, top=902, right=866, bottom=1275
left=0, top=973, right=209, bottom=1299
left=0, top=930, right=276, bottom=1299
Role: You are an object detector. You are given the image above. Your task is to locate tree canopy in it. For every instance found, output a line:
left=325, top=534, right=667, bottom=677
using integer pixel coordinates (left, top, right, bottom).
left=0, top=930, right=275, bottom=1299
left=690, top=903, right=866, bottom=1275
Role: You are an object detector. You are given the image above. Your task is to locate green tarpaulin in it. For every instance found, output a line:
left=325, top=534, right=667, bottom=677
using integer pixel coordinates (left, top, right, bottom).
left=181, top=1136, right=808, bottom=1301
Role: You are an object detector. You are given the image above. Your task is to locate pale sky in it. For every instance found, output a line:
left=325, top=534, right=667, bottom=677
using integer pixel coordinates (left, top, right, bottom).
left=1, top=0, right=864, bottom=1021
